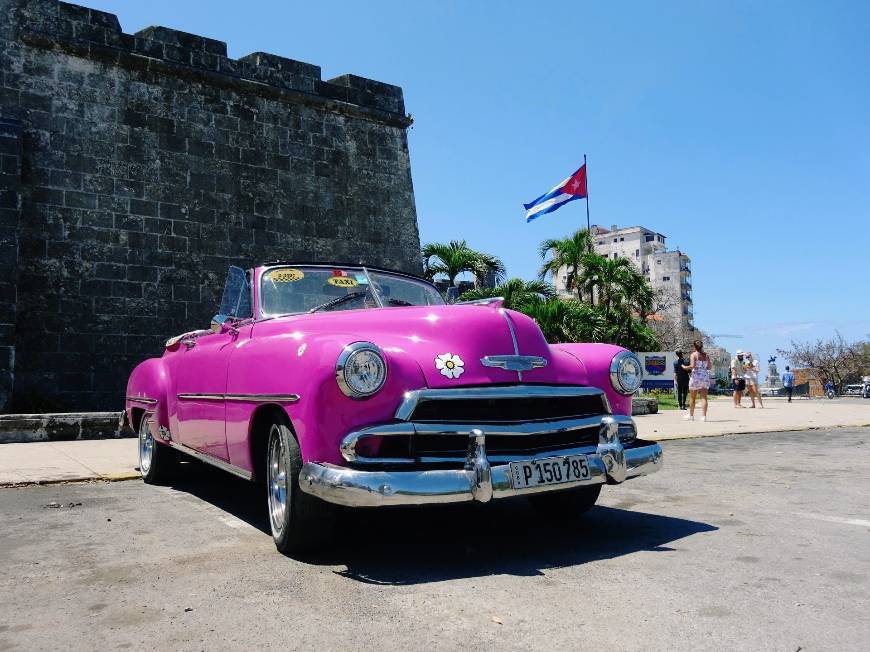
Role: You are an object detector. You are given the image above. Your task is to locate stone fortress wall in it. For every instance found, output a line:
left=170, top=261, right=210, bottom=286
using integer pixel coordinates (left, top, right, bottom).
left=0, top=0, right=422, bottom=411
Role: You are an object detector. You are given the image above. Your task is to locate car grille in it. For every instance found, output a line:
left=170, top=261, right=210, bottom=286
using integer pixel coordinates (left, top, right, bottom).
left=415, top=427, right=600, bottom=458
left=350, top=386, right=609, bottom=466
left=404, top=392, right=607, bottom=424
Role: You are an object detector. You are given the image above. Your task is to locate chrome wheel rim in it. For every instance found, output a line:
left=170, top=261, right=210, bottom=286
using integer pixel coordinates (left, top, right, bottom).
left=268, top=430, right=288, bottom=537
left=139, top=419, right=153, bottom=476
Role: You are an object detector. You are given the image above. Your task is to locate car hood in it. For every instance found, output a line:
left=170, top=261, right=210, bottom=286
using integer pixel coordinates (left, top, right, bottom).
left=257, top=304, right=588, bottom=388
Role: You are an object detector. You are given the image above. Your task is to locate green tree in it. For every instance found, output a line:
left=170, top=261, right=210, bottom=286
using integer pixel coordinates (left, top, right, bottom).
left=538, top=229, right=594, bottom=301
left=577, top=254, right=650, bottom=314
left=458, top=278, right=554, bottom=310
left=422, top=240, right=506, bottom=287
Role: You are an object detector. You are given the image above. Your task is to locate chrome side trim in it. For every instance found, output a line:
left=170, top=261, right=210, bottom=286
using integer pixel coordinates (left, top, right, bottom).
left=126, top=395, right=157, bottom=405
left=176, top=393, right=300, bottom=403
left=481, top=355, right=548, bottom=372
left=168, top=441, right=253, bottom=481
left=395, top=385, right=608, bottom=421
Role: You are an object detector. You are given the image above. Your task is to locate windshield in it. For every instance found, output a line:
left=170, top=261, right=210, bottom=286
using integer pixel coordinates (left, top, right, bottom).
left=259, top=266, right=444, bottom=316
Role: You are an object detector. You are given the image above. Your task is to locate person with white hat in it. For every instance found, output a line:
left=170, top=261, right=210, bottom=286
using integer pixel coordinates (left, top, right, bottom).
left=731, top=349, right=747, bottom=407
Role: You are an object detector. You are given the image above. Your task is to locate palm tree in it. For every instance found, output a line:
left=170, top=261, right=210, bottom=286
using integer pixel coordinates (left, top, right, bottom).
left=458, top=278, right=554, bottom=310
left=576, top=254, right=640, bottom=313
left=422, top=240, right=506, bottom=287
left=538, top=229, right=594, bottom=301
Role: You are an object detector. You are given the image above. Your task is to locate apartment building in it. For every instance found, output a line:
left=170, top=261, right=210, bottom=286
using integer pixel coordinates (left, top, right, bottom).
left=554, top=224, right=694, bottom=328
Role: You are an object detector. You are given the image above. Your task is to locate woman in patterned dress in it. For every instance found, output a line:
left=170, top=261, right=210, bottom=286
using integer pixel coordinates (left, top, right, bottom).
left=682, top=339, right=712, bottom=422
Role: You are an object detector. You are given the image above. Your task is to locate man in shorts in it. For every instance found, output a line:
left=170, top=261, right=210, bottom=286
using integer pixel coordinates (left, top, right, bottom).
left=731, top=349, right=747, bottom=407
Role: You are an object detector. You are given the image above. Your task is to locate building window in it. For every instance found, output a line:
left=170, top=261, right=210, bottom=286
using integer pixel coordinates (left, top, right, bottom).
left=619, top=237, right=624, bottom=241
left=613, top=238, right=617, bottom=243
left=635, top=249, right=639, bottom=257
left=597, top=241, right=604, bottom=245
left=645, top=235, right=654, bottom=242
left=662, top=276, right=670, bottom=281
left=656, top=259, right=662, bottom=264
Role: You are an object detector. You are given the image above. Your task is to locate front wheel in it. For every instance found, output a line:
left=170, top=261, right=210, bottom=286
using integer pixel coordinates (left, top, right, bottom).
left=138, top=415, right=178, bottom=484
left=266, top=418, right=335, bottom=556
left=529, top=484, right=602, bottom=515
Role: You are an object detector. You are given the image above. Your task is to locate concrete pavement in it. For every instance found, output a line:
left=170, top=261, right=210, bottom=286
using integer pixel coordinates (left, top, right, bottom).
left=634, top=396, right=870, bottom=440
left=1, top=428, right=868, bottom=650
left=0, top=439, right=139, bottom=485
left=1, top=398, right=869, bottom=486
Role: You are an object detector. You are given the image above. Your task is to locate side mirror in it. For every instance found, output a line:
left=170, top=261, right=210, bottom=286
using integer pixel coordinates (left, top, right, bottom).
left=210, top=314, right=233, bottom=334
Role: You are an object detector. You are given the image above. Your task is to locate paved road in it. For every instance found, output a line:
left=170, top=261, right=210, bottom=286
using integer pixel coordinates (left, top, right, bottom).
left=1, top=428, right=868, bottom=651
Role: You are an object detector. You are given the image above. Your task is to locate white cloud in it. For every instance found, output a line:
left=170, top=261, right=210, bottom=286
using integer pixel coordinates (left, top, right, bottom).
left=756, top=322, right=817, bottom=337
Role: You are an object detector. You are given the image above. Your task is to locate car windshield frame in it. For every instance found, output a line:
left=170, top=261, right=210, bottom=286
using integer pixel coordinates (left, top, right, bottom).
left=257, top=264, right=445, bottom=318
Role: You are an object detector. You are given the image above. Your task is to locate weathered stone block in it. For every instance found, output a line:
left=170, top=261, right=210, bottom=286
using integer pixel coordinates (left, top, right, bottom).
left=1, top=0, right=420, bottom=412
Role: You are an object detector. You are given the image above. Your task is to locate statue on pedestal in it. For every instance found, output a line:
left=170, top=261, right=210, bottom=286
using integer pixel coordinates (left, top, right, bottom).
left=766, top=356, right=781, bottom=388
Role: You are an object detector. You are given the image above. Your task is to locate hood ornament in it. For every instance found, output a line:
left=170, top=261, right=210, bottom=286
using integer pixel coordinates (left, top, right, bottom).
left=481, top=355, right=547, bottom=372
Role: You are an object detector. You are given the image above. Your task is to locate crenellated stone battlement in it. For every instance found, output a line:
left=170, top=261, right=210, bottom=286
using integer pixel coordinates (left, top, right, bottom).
left=9, top=0, right=407, bottom=121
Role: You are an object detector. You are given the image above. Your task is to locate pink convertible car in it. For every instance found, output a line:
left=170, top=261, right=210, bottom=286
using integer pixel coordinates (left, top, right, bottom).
left=124, top=263, right=662, bottom=554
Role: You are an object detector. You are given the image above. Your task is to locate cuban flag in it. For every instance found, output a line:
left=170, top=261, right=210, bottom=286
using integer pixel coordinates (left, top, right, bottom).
left=524, top=164, right=587, bottom=223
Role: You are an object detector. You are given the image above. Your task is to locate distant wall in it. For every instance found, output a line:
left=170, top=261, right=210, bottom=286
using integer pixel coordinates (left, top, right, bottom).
left=0, top=0, right=421, bottom=411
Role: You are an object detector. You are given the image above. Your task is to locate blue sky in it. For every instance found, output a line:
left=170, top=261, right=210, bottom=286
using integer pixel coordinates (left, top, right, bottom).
left=82, top=0, right=870, bottom=370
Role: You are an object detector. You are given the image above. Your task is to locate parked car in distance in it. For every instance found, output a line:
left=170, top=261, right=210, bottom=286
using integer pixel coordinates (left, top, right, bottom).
left=124, top=263, right=663, bottom=555
left=843, top=384, right=863, bottom=396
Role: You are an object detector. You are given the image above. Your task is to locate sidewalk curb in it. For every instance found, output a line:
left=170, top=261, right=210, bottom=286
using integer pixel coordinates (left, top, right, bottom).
left=0, top=412, right=131, bottom=444
left=0, top=471, right=141, bottom=488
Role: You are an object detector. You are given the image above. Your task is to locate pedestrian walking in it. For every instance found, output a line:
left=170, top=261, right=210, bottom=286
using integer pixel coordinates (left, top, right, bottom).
left=682, top=339, right=712, bottom=422
left=731, top=349, right=747, bottom=407
left=744, top=352, right=763, bottom=408
left=673, top=349, right=690, bottom=410
left=782, top=365, right=795, bottom=402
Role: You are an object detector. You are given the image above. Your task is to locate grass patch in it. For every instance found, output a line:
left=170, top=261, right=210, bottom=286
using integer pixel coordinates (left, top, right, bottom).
left=650, top=393, right=680, bottom=410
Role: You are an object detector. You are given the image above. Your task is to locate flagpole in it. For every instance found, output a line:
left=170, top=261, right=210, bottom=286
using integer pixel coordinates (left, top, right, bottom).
left=584, top=153, right=591, bottom=245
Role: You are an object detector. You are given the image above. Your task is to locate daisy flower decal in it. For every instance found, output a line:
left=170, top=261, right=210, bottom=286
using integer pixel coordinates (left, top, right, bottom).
left=435, top=353, right=465, bottom=379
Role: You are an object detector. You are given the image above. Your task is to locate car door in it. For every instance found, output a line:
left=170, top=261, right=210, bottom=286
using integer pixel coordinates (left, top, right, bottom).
left=174, top=266, right=253, bottom=460
left=174, top=331, right=236, bottom=459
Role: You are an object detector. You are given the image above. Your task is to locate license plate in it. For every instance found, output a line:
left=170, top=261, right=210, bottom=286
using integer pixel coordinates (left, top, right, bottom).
left=510, top=454, right=590, bottom=489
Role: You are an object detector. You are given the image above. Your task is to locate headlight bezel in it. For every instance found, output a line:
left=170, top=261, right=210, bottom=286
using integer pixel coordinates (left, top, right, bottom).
left=610, top=351, right=643, bottom=395
left=335, top=341, right=387, bottom=399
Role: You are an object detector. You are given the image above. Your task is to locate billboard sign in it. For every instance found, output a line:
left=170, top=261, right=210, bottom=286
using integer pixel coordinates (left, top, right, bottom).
left=637, top=351, right=678, bottom=389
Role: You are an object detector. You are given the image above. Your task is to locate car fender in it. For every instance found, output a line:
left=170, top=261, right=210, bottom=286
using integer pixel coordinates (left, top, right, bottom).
left=125, top=357, right=172, bottom=435
left=553, top=343, right=633, bottom=415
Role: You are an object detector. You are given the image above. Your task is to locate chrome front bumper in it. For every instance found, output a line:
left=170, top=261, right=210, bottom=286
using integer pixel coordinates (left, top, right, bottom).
left=299, top=417, right=663, bottom=508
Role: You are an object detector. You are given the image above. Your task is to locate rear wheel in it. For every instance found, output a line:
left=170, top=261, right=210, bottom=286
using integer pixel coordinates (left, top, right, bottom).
left=138, top=416, right=178, bottom=484
left=529, top=484, right=601, bottom=515
left=266, top=417, right=335, bottom=555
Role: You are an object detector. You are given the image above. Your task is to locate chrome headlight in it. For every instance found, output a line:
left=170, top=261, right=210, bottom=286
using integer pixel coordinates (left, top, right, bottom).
left=336, top=342, right=387, bottom=398
left=610, top=351, right=643, bottom=395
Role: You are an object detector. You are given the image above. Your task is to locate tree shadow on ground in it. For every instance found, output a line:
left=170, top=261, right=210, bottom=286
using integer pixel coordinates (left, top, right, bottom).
left=164, top=463, right=717, bottom=586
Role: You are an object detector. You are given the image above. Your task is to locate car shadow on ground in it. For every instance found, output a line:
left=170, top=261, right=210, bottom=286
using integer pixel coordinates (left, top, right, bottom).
left=165, top=463, right=717, bottom=586
left=330, top=502, right=717, bottom=585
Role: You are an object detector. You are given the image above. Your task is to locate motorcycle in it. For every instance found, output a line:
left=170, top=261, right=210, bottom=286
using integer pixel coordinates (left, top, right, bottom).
left=825, top=383, right=835, bottom=399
